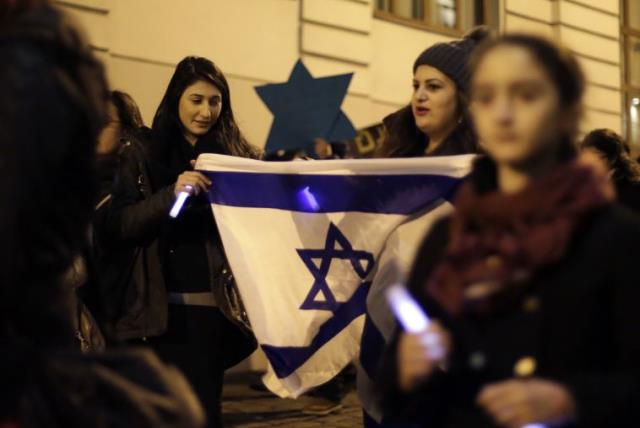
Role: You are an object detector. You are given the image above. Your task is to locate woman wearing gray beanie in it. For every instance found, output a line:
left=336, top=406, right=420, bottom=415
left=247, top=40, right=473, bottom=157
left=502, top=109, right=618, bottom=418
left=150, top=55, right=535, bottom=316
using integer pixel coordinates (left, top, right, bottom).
left=360, top=26, right=490, bottom=428
left=376, top=26, right=489, bottom=158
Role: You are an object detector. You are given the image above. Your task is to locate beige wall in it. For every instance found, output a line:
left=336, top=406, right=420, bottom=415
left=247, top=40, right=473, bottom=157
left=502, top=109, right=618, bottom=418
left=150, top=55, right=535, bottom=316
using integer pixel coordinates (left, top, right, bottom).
left=58, top=0, right=624, bottom=148
left=504, top=0, right=622, bottom=134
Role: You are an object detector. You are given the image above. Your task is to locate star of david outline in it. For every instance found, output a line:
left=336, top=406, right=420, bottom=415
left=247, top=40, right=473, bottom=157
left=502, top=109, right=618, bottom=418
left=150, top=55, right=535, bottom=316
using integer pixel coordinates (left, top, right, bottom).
left=297, top=223, right=374, bottom=312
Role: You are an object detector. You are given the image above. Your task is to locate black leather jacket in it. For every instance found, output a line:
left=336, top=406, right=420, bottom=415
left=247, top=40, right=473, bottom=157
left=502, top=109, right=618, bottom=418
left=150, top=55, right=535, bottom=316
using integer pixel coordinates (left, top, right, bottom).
left=97, top=132, right=255, bottom=367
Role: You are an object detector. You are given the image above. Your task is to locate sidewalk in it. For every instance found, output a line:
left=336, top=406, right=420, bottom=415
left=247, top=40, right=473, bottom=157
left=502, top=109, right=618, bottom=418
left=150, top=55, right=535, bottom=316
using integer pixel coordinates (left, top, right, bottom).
left=222, top=372, right=364, bottom=428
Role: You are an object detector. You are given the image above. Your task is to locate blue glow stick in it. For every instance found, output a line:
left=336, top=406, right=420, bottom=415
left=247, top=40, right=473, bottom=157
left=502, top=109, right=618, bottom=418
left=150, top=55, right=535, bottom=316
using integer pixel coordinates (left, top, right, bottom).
left=298, top=186, right=320, bottom=212
left=169, top=185, right=193, bottom=218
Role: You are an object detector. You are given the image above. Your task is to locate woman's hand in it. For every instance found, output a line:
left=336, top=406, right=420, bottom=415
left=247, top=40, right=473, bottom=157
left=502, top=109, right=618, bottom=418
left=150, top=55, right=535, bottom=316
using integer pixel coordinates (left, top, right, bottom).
left=397, top=321, right=451, bottom=392
left=477, top=378, right=576, bottom=428
left=174, top=171, right=211, bottom=197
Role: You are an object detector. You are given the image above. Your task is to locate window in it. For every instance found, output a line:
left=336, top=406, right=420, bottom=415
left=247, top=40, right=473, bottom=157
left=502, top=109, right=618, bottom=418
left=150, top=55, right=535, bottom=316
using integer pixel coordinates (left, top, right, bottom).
left=375, top=0, right=498, bottom=35
left=623, top=0, right=640, bottom=152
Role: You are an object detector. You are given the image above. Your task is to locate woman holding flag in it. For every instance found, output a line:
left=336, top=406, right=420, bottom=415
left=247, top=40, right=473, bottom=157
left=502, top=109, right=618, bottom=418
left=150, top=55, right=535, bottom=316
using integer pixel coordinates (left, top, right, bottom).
left=107, top=56, right=259, bottom=427
left=384, top=34, right=640, bottom=427
left=360, top=27, right=488, bottom=428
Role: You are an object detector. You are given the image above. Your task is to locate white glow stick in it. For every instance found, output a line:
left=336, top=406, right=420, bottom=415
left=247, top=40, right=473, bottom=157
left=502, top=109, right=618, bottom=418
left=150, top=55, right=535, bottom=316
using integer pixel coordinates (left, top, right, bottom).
left=386, top=283, right=446, bottom=361
left=386, top=283, right=431, bottom=333
left=169, top=185, right=193, bottom=218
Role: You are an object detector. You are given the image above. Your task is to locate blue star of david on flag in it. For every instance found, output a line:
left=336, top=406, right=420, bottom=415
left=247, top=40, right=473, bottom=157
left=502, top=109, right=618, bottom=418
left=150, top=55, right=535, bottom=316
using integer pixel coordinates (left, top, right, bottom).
left=297, top=223, right=374, bottom=312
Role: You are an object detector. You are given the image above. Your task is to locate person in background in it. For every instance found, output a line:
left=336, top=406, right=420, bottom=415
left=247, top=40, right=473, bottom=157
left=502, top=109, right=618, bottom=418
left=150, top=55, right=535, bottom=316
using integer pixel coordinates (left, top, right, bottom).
left=96, top=90, right=144, bottom=202
left=0, top=2, right=203, bottom=427
left=85, top=90, right=145, bottom=338
left=106, top=56, right=259, bottom=428
left=581, top=128, right=640, bottom=213
left=383, top=33, right=640, bottom=428
left=375, top=27, right=488, bottom=158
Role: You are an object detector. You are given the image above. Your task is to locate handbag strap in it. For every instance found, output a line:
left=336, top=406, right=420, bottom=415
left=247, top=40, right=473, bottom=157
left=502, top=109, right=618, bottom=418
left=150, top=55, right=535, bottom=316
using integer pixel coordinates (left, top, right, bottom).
left=124, top=139, right=152, bottom=199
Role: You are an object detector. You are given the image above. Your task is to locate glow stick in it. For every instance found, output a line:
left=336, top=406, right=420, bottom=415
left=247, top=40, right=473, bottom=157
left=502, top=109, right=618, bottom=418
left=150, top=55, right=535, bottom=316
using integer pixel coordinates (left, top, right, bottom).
left=169, top=185, right=193, bottom=218
left=386, top=283, right=431, bottom=333
left=299, top=186, right=320, bottom=212
left=386, top=284, right=445, bottom=360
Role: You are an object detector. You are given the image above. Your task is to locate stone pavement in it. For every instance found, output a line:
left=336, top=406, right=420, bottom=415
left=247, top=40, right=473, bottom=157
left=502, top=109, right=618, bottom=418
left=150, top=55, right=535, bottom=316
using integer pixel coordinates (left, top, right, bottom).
left=222, top=372, right=364, bottom=428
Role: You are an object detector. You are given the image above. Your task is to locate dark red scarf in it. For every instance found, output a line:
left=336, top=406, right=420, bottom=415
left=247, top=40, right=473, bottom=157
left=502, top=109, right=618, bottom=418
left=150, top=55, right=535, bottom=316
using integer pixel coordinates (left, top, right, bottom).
left=426, top=155, right=614, bottom=316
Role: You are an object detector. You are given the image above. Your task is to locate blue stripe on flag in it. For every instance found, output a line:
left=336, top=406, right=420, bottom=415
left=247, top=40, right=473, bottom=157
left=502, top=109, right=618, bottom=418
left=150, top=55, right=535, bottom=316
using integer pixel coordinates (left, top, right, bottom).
left=261, top=283, right=370, bottom=379
left=204, top=172, right=461, bottom=214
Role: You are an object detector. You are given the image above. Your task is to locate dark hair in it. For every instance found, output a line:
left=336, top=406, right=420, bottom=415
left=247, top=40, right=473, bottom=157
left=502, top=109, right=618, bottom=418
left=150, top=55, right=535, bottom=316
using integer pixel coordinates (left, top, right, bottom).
left=0, top=2, right=108, bottom=416
left=582, top=129, right=640, bottom=183
left=376, top=94, right=477, bottom=158
left=152, top=56, right=259, bottom=159
left=0, top=0, right=49, bottom=22
left=110, top=90, right=143, bottom=137
left=470, top=33, right=585, bottom=160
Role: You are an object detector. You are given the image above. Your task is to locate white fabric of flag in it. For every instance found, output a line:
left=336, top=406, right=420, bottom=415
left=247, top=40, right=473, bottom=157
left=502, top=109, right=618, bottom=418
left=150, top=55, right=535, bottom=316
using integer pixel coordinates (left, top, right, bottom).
left=195, top=154, right=473, bottom=399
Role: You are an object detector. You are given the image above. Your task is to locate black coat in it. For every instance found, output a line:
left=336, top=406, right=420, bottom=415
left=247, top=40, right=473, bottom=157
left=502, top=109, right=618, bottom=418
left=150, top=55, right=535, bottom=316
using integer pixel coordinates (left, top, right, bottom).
left=98, top=132, right=255, bottom=367
left=381, top=204, right=640, bottom=428
left=377, top=105, right=477, bottom=158
left=616, top=179, right=640, bottom=214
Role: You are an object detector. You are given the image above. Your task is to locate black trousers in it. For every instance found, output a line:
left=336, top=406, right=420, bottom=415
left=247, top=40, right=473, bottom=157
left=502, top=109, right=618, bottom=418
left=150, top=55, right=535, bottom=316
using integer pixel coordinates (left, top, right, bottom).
left=148, top=305, right=227, bottom=428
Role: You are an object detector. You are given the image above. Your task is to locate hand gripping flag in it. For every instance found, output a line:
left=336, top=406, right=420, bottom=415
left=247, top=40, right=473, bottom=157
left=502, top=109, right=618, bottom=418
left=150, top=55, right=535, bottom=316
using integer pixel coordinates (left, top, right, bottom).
left=195, top=154, right=473, bottom=398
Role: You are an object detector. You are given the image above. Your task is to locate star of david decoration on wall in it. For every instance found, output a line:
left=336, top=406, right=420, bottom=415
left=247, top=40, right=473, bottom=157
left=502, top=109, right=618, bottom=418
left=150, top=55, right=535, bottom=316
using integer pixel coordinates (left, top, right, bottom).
left=297, top=223, right=374, bottom=312
left=255, top=60, right=357, bottom=156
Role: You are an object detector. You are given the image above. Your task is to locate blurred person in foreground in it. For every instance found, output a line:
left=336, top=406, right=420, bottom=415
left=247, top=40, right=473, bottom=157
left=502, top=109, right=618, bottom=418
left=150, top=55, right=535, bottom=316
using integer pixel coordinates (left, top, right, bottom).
left=0, top=2, right=203, bottom=427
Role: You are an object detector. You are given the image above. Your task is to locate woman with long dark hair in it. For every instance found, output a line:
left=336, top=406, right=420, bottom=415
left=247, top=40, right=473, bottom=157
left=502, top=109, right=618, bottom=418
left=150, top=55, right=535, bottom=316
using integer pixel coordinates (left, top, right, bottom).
left=360, top=28, right=489, bottom=428
left=107, top=56, right=259, bottom=427
left=382, top=34, right=640, bottom=428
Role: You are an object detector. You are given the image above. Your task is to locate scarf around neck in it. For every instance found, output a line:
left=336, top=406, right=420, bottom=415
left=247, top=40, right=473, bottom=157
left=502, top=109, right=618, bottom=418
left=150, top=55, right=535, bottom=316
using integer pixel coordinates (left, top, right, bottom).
left=426, top=155, right=614, bottom=316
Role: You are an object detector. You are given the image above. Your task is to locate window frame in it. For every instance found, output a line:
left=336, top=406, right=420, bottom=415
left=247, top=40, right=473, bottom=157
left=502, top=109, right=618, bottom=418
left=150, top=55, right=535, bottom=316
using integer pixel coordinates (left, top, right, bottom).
left=622, top=0, right=640, bottom=150
left=374, top=0, right=490, bottom=37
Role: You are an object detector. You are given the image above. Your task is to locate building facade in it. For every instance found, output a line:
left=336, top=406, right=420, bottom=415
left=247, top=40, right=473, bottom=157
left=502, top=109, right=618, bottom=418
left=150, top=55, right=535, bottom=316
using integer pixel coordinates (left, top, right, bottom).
left=56, top=0, right=636, bottom=154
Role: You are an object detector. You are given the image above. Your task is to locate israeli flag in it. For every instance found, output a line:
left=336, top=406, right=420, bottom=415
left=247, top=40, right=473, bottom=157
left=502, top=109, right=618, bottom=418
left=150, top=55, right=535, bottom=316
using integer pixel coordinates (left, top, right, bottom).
left=196, top=154, right=473, bottom=399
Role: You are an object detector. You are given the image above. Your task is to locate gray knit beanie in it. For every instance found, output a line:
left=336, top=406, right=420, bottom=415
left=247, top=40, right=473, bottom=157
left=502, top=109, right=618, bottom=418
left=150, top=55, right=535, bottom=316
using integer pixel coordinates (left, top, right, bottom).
left=413, top=26, right=490, bottom=92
